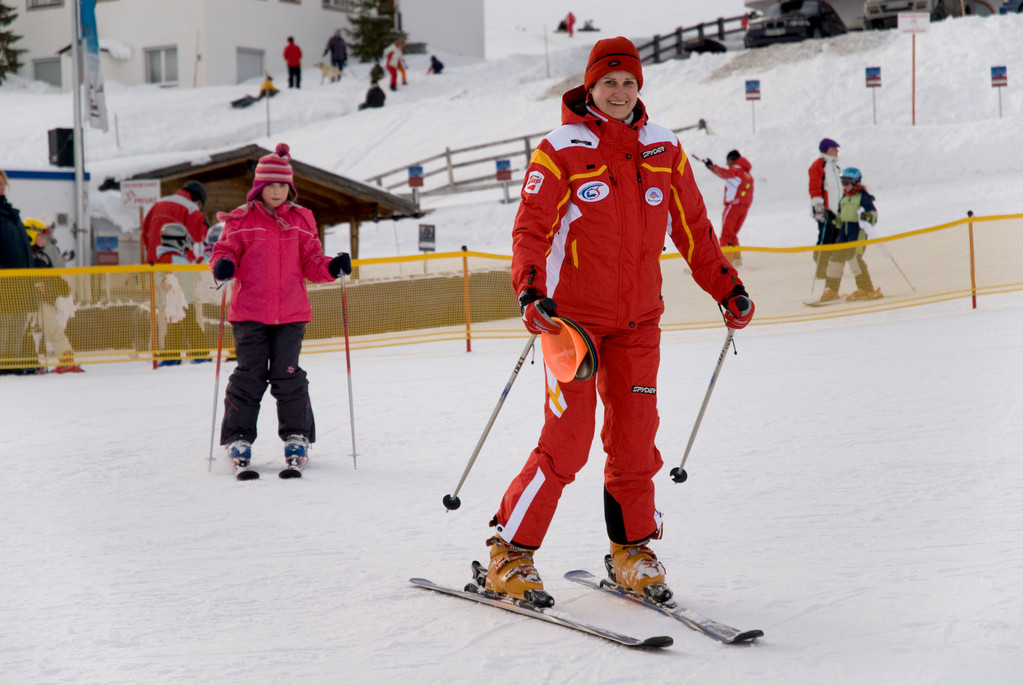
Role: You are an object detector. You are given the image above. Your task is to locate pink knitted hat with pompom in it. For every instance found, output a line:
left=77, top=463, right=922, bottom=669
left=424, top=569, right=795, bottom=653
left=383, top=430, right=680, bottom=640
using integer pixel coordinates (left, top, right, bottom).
left=247, top=142, right=297, bottom=203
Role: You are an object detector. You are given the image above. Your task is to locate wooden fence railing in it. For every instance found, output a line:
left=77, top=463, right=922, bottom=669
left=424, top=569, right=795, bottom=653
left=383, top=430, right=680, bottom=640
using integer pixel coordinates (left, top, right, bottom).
left=635, top=14, right=748, bottom=63
left=365, top=120, right=710, bottom=200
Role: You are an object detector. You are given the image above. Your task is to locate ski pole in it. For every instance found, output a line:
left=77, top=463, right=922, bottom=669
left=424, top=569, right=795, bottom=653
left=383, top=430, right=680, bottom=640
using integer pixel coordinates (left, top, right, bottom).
left=863, top=224, right=915, bottom=292
left=340, top=273, right=358, bottom=469
left=443, top=334, right=537, bottom=511
left=873, top=242, right=915, bottom=292
left=207, top=284, right=229, bottom=472
left=670, top=328, right=735, bottom=484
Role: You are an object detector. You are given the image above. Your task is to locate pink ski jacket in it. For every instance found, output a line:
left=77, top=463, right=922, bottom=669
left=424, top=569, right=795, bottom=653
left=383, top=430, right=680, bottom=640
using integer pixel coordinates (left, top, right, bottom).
left=212, top=201, right=334, bottom=325
left=511, top=86, right=742, bottom=329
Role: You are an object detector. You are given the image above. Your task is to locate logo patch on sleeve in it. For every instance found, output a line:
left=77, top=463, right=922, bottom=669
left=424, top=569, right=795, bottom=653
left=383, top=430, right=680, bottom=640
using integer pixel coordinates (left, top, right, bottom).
left=524, top=170, right=545, bottom=194
left=632, top=385, right=657, bottom=395
left=576, top=181, right=610, bottom=203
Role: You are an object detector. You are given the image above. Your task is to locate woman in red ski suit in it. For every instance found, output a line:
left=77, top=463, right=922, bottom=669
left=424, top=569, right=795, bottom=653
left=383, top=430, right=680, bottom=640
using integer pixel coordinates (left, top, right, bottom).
left=485, top=37, right=754, bottom=605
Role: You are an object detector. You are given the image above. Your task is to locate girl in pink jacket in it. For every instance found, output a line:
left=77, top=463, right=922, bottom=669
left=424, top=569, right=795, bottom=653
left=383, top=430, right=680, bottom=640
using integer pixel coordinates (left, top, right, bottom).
left=211, top=143, right=351, bottom=478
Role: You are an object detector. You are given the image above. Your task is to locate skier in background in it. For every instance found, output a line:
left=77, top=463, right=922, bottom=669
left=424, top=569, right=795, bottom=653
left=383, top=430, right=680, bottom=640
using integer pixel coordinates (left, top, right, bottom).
left=154, top=223, right=209, bottom=366
left=482, top=36, right=754, bottom=607
left=821, top=167, right=883, bottom=302
left=210, top=143, right=351, bottom=477
left=808, top=137, right=842, bottom=294
left=141, top=180, right=208, bottom=264
left=704, top=150, right=754, bottom=266
left=24, top=218, right=82, bottom=373
left=0, top=169, right=39, bottom=375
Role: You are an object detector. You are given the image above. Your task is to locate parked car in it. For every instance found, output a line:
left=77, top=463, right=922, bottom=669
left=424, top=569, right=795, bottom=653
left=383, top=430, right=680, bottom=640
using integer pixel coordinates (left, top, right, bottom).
left=999, top=0, right=1023, bottom=13
left=744, top=1, right=847, bottom=49
left=864, top=0, right=991, bottom=29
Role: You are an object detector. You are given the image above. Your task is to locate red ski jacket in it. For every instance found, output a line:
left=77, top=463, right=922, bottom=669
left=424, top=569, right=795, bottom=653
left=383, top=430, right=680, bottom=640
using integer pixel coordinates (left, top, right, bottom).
left=283, top=43, right=302, bottom=67
left=708, top=156, right=754, bottom=209
left=212, top=201, right=334, bottom=325
left=141, top=190, right=208, bottom=263
left=808, top=154, right=842, bottom=213
left=511, top=86, right=742, bottom=329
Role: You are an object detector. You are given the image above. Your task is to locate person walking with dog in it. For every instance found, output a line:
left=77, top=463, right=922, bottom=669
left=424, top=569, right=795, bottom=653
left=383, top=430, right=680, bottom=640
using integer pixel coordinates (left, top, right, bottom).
left=283, top=37, right=302, bottom=89
left=323, top=30, right=347, bottom=77
left=480, top=36, right=754, bottom=607
left=210, top=143, right=352, bottom=476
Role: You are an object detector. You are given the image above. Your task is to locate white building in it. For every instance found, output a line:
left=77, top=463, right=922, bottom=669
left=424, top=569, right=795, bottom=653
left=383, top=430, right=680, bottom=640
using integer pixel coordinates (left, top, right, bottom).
left=13, top=0, right=484, bottom=90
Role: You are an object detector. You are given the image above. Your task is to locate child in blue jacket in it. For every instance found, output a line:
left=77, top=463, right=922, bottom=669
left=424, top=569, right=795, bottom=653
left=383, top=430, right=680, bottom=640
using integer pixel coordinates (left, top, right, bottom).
left=820, top=167, right=882, bottom=302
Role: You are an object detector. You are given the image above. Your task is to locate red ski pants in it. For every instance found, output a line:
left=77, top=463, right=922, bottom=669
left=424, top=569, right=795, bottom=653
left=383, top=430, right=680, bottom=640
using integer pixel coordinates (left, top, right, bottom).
left=719, top=202, right=750, bottom=248
left=494, top=320, right=663, bottom=549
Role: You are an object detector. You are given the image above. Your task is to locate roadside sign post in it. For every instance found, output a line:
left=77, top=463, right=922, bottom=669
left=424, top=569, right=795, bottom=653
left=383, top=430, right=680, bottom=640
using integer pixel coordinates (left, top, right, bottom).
left=418, top=223, right=435, bottom=254
left=408, top=165, right=424, bottom=207
left=496, top=159, right=512, bottom=204
left=745, top=80, right=761, bottom=134
left=898, top=13, right=929, bottom=126
left=991, top=66, right=1007, bottom=118
left=865, top=67, right=882, bottom=125
left=419, top=223, right=435, bottom=274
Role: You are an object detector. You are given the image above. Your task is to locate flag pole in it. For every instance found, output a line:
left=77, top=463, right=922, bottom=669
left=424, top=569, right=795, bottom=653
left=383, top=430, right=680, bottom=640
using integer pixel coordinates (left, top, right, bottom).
left=71, top=0, right=88, bottom=266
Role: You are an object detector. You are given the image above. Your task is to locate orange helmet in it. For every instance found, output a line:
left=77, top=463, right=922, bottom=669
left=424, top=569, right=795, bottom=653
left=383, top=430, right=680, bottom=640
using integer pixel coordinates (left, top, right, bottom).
left=540, top=317, right=597, bottom=383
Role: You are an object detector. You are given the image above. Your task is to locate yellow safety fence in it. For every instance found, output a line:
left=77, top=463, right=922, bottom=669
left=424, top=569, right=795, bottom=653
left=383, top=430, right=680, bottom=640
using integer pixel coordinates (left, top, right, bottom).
left=0, top=214, right=1019, bottom=371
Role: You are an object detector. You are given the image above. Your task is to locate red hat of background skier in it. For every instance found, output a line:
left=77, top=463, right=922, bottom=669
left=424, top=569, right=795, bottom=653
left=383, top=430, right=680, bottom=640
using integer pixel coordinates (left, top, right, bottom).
left=584, top=36, right=643, bottom=92
left=247, top=142, right=296, bottom=203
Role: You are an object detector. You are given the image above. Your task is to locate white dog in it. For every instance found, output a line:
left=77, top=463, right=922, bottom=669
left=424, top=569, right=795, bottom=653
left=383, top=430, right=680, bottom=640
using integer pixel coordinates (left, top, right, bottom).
left=314, top=61, right=343, bottom=84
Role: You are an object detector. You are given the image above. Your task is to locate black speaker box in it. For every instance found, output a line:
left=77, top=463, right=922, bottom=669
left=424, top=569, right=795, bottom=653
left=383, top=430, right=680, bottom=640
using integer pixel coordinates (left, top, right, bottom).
left=48, top=128, right=74, bottom=167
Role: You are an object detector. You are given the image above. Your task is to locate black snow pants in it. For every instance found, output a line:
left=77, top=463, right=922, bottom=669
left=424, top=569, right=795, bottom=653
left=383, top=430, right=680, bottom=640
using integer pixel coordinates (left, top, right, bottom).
left=220, top=321, right=315, bottom=445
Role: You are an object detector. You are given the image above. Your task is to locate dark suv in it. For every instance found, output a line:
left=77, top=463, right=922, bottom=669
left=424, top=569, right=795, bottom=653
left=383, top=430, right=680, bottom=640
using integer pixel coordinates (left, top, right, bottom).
left=744, top=0, right=848, bottom=48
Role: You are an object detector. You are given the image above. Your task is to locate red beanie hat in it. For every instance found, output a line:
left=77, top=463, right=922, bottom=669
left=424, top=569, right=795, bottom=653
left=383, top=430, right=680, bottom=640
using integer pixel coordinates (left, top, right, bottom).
left=584, top=36, right=643, bottom=92
left=247, top=142, right=296, bottom=204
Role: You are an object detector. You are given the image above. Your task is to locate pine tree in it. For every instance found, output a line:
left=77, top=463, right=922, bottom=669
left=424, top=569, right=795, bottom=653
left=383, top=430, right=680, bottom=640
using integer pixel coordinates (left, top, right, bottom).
left=0, top=1, right=25, bottom=84
left=343, top=0, right=402, bottom=63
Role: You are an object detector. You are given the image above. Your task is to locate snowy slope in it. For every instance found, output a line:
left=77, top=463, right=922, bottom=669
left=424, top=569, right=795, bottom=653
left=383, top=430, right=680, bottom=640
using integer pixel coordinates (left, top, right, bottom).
left=1, top=11, right=1020, bottom=258
left=2, top=297, right=1021, bottom=684
left=2, top=4, right=1023, bottom=684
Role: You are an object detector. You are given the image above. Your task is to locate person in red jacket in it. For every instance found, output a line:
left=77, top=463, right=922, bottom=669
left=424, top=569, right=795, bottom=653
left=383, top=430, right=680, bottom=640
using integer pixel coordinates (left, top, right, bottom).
left=808, top=137, right=842, bottom=284
left=141, top=181, right=208, bottom=264
left=210, top=143, right=351, bottom=476
left=283, top=36, right=302, bottom=89
left=704, top=150, right=754, bottom=265
left=483, top=36, right=755, bottom=607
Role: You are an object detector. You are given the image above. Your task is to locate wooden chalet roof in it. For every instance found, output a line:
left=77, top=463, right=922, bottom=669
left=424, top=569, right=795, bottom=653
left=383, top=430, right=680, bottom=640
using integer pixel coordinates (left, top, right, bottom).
left=127, top=144, right=421, bottom=229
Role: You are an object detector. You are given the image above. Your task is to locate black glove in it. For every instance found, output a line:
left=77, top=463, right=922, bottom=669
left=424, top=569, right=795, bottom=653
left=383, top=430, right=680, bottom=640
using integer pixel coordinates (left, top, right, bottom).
left=721, top=284, right=754, bottom=330
left=518, top=289, right=560, bottom=335
left=329, top=252, right=352, bottom=278
left=213, top=258, right=235, bottom=281
left=704, top=158, right=714, bottom=169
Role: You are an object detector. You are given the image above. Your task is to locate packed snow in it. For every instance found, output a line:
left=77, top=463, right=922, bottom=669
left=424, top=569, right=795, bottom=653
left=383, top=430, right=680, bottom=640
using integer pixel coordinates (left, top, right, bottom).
left=2, top=2, right=1022, bottom=683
